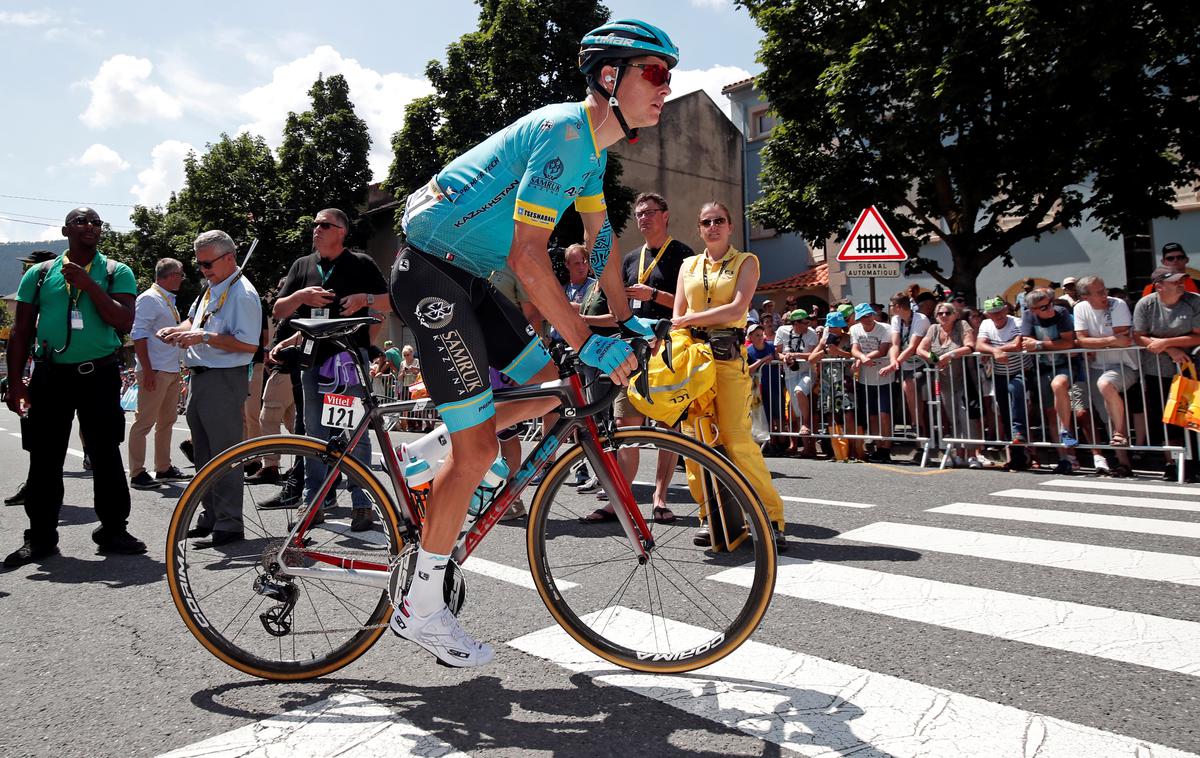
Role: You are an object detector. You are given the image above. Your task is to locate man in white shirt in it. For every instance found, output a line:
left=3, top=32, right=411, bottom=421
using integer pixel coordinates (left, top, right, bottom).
left=889, top=292, right=931, bottom=437
left=775, top=308, right=820, bottom=455
left=975, top=297, right=1032, bottom=469
left=128, top=258, right=189, bottom=490
left=849, top=302, right=899, bottom=462
left=1073, top=274, right=1140, bottom=474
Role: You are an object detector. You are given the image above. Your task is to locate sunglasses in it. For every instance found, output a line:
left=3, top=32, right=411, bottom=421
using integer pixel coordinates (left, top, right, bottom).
left=313, top=221, right=343, bottom=230
left=699, top=217, right=728, bottom=227
left=197, top=250, right=233, bottom=270
left=936, top=311, right=954, bottom=316
left=634, top=208, right=664, bottom=219
left=1164, top=255, right=1187, bottom=262
left=68, top=217, right=103, bottom=227
left=625, top=62, right=671, bottom=87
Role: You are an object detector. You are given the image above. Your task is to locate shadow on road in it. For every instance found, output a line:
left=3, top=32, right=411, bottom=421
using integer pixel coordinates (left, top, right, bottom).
left=187, top=671, right=899, bottom=758
left=22, top=552, right=165, bottom=587
left=786, top=543, right=921, bottom=563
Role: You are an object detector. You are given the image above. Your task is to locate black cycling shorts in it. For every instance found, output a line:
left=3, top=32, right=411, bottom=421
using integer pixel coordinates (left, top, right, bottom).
left=389, top=244, right=551, bottom=432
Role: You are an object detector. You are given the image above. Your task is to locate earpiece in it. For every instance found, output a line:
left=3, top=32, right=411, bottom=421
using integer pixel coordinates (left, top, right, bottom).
left=605, top=74, right=615, bottom=84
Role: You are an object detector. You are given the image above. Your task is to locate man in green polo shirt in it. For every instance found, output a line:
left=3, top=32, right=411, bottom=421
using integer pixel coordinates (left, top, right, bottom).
left=3, top=206, right=148, bottom=568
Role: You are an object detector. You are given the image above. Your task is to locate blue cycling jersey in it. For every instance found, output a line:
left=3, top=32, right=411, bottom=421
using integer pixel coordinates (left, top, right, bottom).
left=402, top=102, right=609, bottom=279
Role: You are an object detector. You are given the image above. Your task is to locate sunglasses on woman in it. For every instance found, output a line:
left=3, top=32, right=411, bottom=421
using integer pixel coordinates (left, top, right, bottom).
left=699, top=218, right=728, bottom=227
left=624, top=62, right=671, bottom=87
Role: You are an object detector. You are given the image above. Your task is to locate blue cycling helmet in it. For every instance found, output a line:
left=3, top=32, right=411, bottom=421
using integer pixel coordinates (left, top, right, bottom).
left=579, top=19, right=678, bottom=144
left=578, top=19, right=679, bottom=76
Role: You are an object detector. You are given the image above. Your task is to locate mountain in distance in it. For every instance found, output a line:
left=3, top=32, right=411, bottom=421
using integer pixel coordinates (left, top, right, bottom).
left=0, top=241, right=67, bottom=296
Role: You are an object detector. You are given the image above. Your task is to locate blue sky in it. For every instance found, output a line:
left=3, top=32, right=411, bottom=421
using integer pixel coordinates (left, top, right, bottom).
left=0, top=1, right=763, bottom=242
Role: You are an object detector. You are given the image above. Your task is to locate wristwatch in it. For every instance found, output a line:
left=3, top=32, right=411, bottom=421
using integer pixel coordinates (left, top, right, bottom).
left=201, top=332, right=211, bottom=345
left=366, top=294, right=375, bottom=306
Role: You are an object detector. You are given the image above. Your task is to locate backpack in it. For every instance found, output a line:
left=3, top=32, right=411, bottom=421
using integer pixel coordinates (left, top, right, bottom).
left=29, top=257, right=127, bottom=354
left=627, top=329, right=717, bottom=426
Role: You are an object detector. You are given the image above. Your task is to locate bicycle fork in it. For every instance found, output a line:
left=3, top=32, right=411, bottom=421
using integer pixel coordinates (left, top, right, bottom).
left=581, top=416, right=655, bottom=560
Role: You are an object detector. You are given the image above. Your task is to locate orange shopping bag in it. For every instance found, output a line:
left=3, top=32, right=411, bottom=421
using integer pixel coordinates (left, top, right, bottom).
left=1162, top=361, right=1198, bottom=428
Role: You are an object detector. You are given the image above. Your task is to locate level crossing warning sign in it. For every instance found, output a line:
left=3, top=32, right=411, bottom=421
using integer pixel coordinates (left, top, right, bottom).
left=836, top=206, right=908, bottom=262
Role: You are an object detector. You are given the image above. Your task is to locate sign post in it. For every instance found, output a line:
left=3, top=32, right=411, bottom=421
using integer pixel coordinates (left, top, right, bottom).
left=835, top=206, right=908, bottom=306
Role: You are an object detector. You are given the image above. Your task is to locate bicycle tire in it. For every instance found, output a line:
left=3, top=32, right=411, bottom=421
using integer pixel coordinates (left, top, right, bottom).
left=166, top=435, right=404, bottom=681
left=526, top=427, right=776, bottom=673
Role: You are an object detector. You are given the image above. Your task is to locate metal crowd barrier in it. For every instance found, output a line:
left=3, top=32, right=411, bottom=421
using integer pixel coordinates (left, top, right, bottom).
left=751, top=345, right=1193, bottom=480
left=373, top=373, right=439, bottom=432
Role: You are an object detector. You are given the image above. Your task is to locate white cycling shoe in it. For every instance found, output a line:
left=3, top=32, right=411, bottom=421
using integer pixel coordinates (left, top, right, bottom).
left=390, top=598, right=494, bottom=668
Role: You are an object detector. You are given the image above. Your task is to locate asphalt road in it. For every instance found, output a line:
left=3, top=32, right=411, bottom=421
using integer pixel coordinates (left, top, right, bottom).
left=0, top=405, right=1197, bottom=757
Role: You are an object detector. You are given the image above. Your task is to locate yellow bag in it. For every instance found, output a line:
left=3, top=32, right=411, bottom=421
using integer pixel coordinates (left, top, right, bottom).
left=628, top=329, right=717, bottom=425
left=1162, top=361, right=1198, bottom=428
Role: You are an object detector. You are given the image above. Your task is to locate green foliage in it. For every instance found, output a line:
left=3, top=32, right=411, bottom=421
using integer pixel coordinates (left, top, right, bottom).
left=741, top=0, right=1200, bottom=301
left=278, top=74, right=373, bottom=256
left=385, top=0, right=635, bottom=242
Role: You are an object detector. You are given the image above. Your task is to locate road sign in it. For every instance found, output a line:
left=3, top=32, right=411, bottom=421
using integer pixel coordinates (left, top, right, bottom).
left=836, top=206, right=908, bottom=262
left=845, top=261, right=901, bottom=278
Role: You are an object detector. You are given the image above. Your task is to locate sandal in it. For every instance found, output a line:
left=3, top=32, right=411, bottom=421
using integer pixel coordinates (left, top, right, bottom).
left=579, top=508, right=618, bottom=524
left=1110, top=433, right=1129, bottom=447
left=798, top=425, right=811, bottom=436
left=1111, top=463, right=1134, bottom=478
left=652, top=506, right=676, bottom=524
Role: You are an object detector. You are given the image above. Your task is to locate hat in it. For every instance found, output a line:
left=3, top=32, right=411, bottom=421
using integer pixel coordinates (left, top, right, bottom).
left=383, top=340, right=394, bottom=347
left=825, top=312, right=847, bottom=328
left=836, top=303, right=854, bottom=318
left=983, top=296, right=1007, bottom=313
left=853, top=302, right=876, bottom=320
left=1150, top=267, right=1187, bottom=284
left=787, top=308, right=809, bottom=321
left=759, top=299, right=774, bottom=308
left=1162, top=242, right=1186, bottom=256
left=1062, top=276, right=1077, bottom=286
left=747, top=322, right=764, bottom=335
left=19, top=249, right=57, bottom=265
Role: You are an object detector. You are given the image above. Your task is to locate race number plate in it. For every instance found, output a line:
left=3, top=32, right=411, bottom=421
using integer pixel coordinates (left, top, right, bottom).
left=322, top=392, right=364, bottom=429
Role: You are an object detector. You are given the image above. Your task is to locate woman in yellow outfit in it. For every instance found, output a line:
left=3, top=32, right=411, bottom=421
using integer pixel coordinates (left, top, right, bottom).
left=671, top=201, right=787, bottom=551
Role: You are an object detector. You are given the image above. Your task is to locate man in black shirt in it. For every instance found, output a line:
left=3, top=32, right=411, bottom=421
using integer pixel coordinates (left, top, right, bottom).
left=271, top=208, right=391, bottom=531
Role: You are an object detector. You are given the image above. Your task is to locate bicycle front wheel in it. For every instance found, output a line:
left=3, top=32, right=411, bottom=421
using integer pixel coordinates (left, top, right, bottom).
left=526, top=427, right=776, bottom=673
left=166, top=435, right=404, bottom=680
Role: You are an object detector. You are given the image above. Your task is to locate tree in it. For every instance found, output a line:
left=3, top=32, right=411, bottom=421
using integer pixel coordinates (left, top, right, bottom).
left=741, top=0, right=1200, bottom=301
left=385, top=0, right=636, bottom=251
left=278, top=74, right=372, bottom=256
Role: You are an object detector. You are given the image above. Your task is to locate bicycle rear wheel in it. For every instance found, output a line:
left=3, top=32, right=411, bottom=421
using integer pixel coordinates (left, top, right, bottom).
left=526, top=427, right=776, bottom=673
left=166, top=435, right=404, bottom=680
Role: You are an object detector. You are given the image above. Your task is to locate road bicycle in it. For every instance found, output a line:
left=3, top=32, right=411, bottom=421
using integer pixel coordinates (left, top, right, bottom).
left=166, top=316, right=777, bottom=680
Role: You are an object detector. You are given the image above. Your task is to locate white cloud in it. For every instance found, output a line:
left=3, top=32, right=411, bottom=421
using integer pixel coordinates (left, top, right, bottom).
left=37, top=225, right=64, bottom=242
left=0, top=10, right=56, bottom=26
left=0, top=220, right=61, bottom=244
left=80, top=54, right=183, bottom=128
left=237, top=45, right=433, bottom=180
left=667, top=64, right=753, bottom=117
left=130, top=140, right=194, bottom=206
left=689, top=0, right=734, bottom=9
left=72, top=143, right=129, bottom=185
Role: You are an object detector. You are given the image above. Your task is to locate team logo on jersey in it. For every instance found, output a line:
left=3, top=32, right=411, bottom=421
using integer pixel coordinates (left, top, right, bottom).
left=543, top=158, right=564, bottom=180
left=539, top=119, right=554, bottom=132
left=415, top=297, right=454, bottom=329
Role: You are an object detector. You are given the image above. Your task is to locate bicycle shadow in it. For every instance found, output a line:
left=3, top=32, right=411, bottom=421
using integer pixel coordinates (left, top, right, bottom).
left=185, top=669, right=898, bottom=758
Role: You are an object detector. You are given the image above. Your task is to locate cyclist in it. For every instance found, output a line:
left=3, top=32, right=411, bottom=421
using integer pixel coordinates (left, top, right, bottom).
left=388, top=19, right=678, bottom=667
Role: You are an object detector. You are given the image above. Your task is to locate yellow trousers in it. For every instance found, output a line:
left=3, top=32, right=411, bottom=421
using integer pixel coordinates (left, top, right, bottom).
left=683, top=355, right=785, bottom=530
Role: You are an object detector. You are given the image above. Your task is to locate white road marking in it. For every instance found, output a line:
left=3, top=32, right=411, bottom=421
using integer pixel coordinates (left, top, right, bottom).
left=1042, top=478, right=1200, bottom=497
left=930, top=502, right=1200, bottom=540
left=156, top=692, right=470, bottom=758
left=462, top=556, right=577, bottom=591
left=780, top=495, right=876, bottom=508
left=992, top=488, right=1200, bottom=514
left=838, top=521, right=1200, bottom=587
left=510, top=608, right=1196, bottom=758
left=709, top=557, right=1200, bottom=676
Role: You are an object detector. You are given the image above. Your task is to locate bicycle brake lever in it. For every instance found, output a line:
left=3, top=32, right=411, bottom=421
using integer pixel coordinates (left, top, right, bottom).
left=632, top=337, right=652, bottom=403
left=654, top=319, right=673, bottom=373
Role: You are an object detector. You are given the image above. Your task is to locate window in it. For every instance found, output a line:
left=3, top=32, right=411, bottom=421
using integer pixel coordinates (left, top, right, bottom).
left=748, top=105, right=777, bottom=141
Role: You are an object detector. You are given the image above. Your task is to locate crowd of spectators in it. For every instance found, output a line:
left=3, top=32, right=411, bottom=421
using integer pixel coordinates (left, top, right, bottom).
left=742, top=242, right=1200, bottom=481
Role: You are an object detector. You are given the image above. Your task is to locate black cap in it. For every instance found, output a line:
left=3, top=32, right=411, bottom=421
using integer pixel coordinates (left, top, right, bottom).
left=19, top=250, right=57, bottom=264
left=1162, top=242, right=1186, bottom=256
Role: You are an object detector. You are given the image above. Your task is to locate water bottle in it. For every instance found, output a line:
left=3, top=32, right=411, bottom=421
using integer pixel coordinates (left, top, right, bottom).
left=468, top=455, right=509, bottom=517
left=401, top=424, right=451, bottom=466
left=403, top=455, right=434, bottom=522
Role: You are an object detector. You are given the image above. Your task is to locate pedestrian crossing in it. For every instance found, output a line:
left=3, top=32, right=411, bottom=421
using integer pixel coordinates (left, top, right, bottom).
left=157, top=474, right=1200, bottom=758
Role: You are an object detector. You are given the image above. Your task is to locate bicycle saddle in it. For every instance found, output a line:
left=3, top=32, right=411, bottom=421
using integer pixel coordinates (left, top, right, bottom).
left=290, top=316, right=380, bottom=340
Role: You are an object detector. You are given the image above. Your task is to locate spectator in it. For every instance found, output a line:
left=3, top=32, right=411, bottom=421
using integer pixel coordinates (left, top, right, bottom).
left=160, top=230, right=262, bottom=547
left=271, top=208, right=392, bottom=532
left=3, top=207, right=146, bottom=567
left=914, top=291, right=937, bottom=320
left=1015, top=278, right=1036, bottom=318
left=1132, top=267, right=1200, bottom=481
left=1060, top=276, right=1079, bottom=306
left=917, top=301, right=984, bottom=467
left=775, top=308, right=819, bottom=456
left=1073, top=274, right=1138, bottom=477
left=849, top=301, right=899, bottom=462
left=948, top=292, right=968, bottom=312
left=549, top=244, right=595, bottom=345
left=252, top=334, right=298, bottom=485
left=809, top=310, right=858, bottom=460
left=241, top=305, right=272, bottom=478
left=747, top=322, right=787, bottom=455
left=671, top=201, right=787, bottom=550
left=976, top=297, right=1032, bottom=470
left=1141, top=243, right=1199, bottom=297
left=1020, top=287, right=1082, bottom=474
left=889, top=292, right=931, bottom=437
left=128, top=257, right=189, bottom=490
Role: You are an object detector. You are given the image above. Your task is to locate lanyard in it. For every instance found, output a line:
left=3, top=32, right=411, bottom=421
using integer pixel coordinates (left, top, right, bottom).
left=700, top=248, right=734, bottom=309
left=637, top=236, right=672, bottom=285
left=195, top=270, right=243, bottom=329
left=317, top=256, right=337, bottom=286
left=63, top=254, right=95, bottom=307
left=152, top=283, right=180, bottom=323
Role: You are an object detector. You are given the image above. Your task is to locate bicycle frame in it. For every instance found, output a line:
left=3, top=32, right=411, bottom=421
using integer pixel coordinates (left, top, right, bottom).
left=274, top=351, right=655, bottom=592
